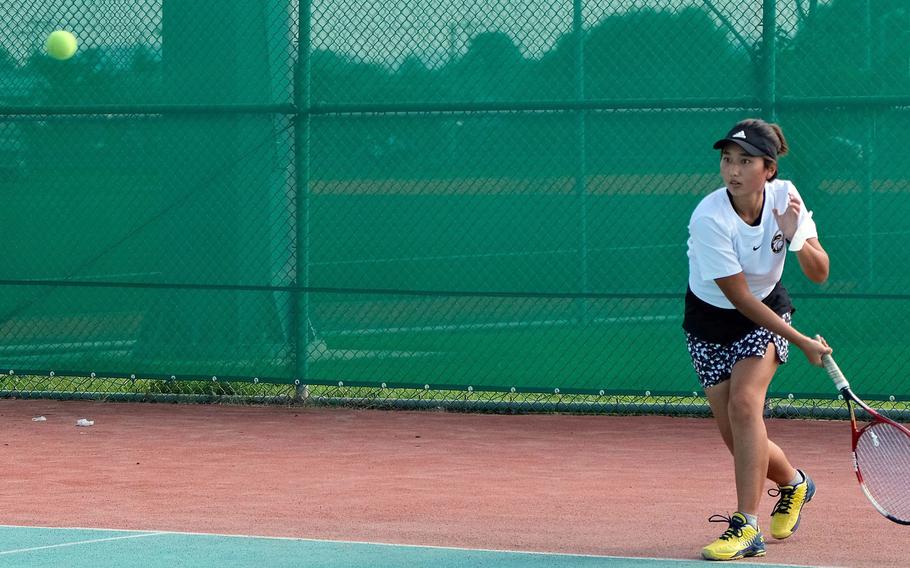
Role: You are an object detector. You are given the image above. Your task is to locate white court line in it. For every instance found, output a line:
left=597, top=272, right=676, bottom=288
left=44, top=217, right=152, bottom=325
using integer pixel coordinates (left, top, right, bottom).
left=0, top=525, right=838, bottom=567
left=0, top=531, right=165, bottom=556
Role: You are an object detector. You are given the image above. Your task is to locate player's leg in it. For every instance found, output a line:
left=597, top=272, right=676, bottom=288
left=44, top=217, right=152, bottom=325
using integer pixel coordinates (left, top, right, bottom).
left=705, top=342, right=816, bottom=543
left=705, top=380, right=797, bottom=485
left=762, top=333, right=817, bottom=540
left=727, top=342, right=778, bottom=515
left=700, top=348, right=775, bottom=561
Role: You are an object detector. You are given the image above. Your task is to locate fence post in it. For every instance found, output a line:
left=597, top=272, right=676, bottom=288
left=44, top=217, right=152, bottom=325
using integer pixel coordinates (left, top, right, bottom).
left=761, top=0, right=777, bottom=121
left=294, top=0, right=312, bottom=402
left=574, top=0, right=589, bottom=324
left=862, top=0, right=875, bottom=288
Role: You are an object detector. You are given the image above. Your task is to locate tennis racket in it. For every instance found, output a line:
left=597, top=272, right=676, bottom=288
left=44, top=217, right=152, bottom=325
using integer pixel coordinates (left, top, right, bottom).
left=821, top=349, right=910, bottom=525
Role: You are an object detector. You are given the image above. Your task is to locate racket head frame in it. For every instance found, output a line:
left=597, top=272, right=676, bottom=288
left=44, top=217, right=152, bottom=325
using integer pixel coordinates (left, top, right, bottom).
left=823, top=351, right=910, bottom=525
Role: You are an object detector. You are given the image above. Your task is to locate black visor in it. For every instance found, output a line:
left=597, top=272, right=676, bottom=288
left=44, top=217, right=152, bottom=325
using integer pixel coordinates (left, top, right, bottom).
left=713, top=124, right=777, bottom=160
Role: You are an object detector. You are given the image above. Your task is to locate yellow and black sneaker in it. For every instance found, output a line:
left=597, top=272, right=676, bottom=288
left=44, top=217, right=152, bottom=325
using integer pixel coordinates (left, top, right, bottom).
left=769, top=469, right=816, bottom=539
left=701, top=512, right=766, bottom=561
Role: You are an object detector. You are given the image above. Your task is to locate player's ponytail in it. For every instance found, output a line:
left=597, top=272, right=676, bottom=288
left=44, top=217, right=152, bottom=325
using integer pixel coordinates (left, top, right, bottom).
left=742, top=118, right=788, bottom=180
left=768, top=123, right=789, bottom=159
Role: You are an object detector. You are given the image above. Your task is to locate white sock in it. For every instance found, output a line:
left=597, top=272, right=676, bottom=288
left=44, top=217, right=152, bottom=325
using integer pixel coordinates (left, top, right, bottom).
left=740, top=512, right=759, bottom=528
left=786, top=470, right=804, bottom=486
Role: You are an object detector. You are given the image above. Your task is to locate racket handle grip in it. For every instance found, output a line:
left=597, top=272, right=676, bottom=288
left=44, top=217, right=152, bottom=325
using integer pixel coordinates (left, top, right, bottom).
left=815, top=335, right=850, bottom=391
left=821, top=353, right=850, bottom=391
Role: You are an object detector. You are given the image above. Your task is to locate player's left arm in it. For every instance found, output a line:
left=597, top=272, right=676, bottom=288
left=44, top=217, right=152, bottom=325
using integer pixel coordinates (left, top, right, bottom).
left=773, top=189, right=829, bottom=283
left=795, top=237, right=828, bottom=284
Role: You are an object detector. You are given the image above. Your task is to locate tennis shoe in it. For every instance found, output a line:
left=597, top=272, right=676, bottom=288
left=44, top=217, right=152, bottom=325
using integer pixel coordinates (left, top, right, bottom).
left=769, top=469, right=815, bottom=539
left=701, top=512, right=766, bottom=561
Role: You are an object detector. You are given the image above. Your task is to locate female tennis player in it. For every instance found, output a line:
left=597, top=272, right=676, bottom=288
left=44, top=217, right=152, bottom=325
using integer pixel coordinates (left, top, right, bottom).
left=683, top=118, right=832, bottom=561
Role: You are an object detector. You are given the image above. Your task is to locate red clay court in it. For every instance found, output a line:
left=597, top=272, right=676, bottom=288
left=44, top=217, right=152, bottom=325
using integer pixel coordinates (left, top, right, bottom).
left=2, top=399, right=905, bottom=567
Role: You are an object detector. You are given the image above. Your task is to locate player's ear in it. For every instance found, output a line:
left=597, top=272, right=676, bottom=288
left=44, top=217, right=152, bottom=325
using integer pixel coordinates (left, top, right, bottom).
left=763, top=158, right=776, bottom=180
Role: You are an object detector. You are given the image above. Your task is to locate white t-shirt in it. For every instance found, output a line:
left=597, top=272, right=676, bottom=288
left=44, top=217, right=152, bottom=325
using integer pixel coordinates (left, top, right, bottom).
left=687, top=179, right=816, bottom=309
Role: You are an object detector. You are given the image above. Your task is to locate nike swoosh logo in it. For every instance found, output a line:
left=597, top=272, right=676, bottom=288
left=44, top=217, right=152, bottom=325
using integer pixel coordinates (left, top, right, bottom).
left=753, top=245, right=761, bottom=250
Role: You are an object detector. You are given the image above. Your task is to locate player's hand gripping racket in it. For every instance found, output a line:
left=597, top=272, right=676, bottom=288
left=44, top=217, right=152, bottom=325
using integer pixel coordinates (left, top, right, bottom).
left=820, top=345, right=910, bottom=525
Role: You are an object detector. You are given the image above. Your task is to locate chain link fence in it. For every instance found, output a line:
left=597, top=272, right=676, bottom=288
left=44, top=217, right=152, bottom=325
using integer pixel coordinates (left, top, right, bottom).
left=1, top=0, right=909, bottom=417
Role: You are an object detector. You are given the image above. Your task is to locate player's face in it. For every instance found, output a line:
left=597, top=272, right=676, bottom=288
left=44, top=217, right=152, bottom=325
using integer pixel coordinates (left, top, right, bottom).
left=719, top=144, right=774, bottom=197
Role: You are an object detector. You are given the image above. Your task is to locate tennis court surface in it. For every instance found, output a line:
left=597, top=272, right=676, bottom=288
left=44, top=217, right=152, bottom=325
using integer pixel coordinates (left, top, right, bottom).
left=0, top=527, right=825, bottom=568
left=3, top=399, right=906, bottom=567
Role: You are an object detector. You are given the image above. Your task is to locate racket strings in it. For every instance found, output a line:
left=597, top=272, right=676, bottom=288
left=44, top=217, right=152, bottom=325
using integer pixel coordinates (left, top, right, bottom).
left=855, top=422, right=910, bottom=522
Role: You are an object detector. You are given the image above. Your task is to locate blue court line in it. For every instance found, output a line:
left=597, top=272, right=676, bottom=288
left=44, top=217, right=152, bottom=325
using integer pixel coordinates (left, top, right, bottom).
left=0, top=526, right=825, bottom=568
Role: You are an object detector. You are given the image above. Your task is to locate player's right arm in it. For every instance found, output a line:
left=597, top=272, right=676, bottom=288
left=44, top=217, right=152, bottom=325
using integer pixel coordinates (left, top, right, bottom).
left=714, top=273, right=830, bottom=366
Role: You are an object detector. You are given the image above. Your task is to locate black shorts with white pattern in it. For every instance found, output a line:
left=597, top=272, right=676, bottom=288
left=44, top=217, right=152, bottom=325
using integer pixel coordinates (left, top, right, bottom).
left=685, top=312, right=791, bottom=390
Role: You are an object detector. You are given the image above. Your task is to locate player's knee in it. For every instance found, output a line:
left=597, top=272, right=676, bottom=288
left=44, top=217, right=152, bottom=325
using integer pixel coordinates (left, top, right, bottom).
left=727, top=393, right=763, bottom=421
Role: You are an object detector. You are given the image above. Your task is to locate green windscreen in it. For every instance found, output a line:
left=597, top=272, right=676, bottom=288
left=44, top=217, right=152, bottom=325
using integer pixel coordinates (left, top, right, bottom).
left=1, top=0, right=909, bottom=400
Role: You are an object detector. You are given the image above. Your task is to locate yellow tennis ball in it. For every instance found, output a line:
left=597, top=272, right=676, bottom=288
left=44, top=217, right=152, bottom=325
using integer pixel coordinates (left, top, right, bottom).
left=46, top=30, right=78, bottom=60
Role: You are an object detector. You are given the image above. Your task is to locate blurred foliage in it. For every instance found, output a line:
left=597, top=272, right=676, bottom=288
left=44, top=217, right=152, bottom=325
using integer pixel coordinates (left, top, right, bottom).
left=2, top=1, right=908, bottom=181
